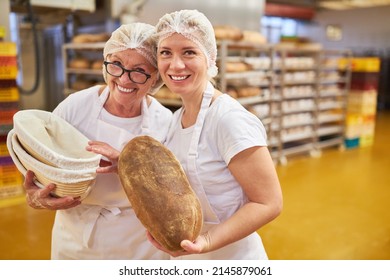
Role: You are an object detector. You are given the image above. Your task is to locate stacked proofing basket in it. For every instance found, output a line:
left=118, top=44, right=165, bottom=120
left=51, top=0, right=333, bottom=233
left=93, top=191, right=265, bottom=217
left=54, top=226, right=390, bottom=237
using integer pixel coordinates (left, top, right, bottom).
left=6, top=110, right=101, bottom=200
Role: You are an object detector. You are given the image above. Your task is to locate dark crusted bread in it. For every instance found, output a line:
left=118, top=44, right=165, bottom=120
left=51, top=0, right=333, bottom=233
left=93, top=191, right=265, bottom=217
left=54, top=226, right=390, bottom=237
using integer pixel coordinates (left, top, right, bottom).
left=118, top=135, right=203, bottom=251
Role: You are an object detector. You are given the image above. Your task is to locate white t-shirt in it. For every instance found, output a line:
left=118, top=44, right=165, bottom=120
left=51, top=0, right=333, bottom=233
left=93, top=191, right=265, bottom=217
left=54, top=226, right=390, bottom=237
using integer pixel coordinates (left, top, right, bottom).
left=166, top=94, right=267, bottom=222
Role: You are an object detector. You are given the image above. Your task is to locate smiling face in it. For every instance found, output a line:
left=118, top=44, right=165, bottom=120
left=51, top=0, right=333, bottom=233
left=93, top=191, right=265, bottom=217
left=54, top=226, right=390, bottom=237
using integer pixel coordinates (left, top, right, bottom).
left=157, top=33, right=209, bottom=99
left=105, top=49, right=158, bottom=117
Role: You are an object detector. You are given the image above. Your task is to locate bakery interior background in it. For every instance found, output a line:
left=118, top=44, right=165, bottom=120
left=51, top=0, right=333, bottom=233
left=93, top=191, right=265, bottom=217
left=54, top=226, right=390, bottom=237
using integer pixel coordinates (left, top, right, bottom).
left=3, top=0, right=389, bottom=113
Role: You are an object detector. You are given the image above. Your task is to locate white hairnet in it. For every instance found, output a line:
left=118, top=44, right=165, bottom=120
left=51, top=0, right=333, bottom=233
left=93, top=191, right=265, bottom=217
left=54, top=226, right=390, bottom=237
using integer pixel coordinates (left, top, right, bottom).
left=103, top=22, right=162, bottom=95
left=154, top=9, right=218, bottom=78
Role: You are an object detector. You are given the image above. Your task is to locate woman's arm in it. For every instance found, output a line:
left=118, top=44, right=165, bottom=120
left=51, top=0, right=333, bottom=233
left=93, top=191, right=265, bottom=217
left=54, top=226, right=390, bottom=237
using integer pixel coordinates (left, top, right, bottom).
left=206, top=146, right=282, bottom=250
left=147, top=145, right=283, bottom=256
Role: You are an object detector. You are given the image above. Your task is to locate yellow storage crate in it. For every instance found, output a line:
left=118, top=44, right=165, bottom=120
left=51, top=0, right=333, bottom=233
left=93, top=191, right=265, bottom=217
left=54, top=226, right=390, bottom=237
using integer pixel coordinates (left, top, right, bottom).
left=345, top=113, right=363, bottom=126
left=0, top=174, right=23, bottom=188
left=0, top=87, right=19, bottom=102
left=347, top=90, right=377, bottom=115
left=361, top=115, right=375, bottom=135
left=0, top=143, right=9, bottom=157
left=0, top=42, right=17, bottom=56
left=0, top=55, right=17, bottom=66
left=0, top=65, right=18, bottom=79
left=0, top=185, right=24, bottom=200
left=0, top=163, right=20, bottom=178
left=345, top=125, right=360, bottom=139
left=339, top=57, right=380, bottom=73
left=360, top=134, right=375, bottom=147
left=0, top=164, right=24, bottom=198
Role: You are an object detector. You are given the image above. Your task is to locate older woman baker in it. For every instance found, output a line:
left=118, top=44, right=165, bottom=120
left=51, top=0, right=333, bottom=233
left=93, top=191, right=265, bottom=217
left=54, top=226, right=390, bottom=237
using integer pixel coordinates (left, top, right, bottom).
left=23, top=22, right=172, bottom=259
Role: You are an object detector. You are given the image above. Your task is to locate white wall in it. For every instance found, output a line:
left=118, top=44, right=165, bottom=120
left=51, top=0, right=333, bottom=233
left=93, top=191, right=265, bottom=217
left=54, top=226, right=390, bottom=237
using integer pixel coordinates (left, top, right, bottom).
left=299, top=6, right=390, bottom=53
left=138, top=0, right=265, bottom=31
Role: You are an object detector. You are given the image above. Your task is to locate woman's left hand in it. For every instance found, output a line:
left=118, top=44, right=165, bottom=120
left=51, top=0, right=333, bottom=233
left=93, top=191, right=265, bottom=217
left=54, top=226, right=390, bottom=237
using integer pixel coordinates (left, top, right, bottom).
left=86, top=141, right=120, bottom=173
left=146, top=231, right=211, bottom=257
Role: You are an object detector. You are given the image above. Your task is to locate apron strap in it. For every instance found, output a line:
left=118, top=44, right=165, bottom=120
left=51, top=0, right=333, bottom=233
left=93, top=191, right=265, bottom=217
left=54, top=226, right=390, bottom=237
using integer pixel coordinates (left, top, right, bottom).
left=187, top=82, right=220, bottom=224
left=140, top=96, right=150, bottom=136
left=85, top=86, right=110, bottom=130
left=188, top=82, right=214, bottom=157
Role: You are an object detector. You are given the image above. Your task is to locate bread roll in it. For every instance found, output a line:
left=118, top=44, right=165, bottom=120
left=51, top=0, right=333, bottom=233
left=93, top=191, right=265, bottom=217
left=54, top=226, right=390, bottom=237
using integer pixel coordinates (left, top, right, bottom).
left=72, top=33, right=110, bottom=43
left=226, top=62, right=251, bottom=72
left=69, top=58, right=90, bottom=69
left=237, top=86, right=261, bottom=97
left=214, top=25, right=243, bottom=41
left=118, top=136, right=203, bottom=251
left=242, top=30, right=267, bottom=45
left=91, top=60, right=103, bottom=70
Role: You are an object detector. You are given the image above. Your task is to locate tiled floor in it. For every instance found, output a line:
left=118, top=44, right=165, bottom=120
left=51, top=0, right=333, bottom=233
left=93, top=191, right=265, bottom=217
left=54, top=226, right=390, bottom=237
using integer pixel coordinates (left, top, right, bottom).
left=259, top=111, right=390, bottom=260
left=1, top=111, right=389, bottom=260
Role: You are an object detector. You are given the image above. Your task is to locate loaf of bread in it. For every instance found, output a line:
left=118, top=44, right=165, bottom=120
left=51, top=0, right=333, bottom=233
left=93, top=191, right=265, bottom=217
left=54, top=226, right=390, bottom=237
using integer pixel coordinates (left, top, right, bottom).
left=237, top=86, right=261, bottom=97
left=72, top=33, right=110, bottom=43
left=226, top=61, right=251, bottom=72
left=214, top=25, right=243, bottom=41
left=118, top=136, right=203, bottom=251
left=91, top=60, right=103, bottom=70
left=69, top=58, right=90, bottom=69
left=242, top=30, right=267, bottom=45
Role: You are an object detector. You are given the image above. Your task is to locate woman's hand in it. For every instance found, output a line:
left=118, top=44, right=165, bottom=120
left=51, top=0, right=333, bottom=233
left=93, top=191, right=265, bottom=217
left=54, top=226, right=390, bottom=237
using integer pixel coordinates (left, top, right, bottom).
left=24, top=170, right=81, bottom=210
left=86, top=141, right=120, bottom=173
left=146, top=231, right=211, bottom=257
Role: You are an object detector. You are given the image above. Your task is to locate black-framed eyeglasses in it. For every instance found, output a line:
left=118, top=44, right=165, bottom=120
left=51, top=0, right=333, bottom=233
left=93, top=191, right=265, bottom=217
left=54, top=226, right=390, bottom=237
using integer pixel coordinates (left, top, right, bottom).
left=103, top=61, right=151, bottom=84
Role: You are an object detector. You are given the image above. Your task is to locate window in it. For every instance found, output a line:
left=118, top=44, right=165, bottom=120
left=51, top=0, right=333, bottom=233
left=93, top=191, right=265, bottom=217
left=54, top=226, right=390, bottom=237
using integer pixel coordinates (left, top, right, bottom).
left=261, top=16, right=298, bottom=43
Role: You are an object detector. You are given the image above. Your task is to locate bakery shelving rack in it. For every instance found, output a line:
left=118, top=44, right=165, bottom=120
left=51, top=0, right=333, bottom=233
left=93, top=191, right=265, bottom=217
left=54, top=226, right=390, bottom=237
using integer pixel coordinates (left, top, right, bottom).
left=271, top=47, right=321, bottom=165
left=62, top=39, right=352, bottom=165
left=315, top=49, right=352, bottom=151
left=154, top=42, right=352, bottom=165
left=62, top=42, right=105, bottom=96
left=216, top=40, right=279, bottom=160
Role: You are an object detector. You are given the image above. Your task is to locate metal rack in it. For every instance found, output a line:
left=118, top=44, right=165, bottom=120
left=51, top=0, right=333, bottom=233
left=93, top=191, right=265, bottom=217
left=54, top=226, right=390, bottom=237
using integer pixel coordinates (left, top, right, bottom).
left=157, top=42, right=352, bottom=164
left=62, top=42, right=105, bottom=96
left=62, top=40, right=352, bottom=165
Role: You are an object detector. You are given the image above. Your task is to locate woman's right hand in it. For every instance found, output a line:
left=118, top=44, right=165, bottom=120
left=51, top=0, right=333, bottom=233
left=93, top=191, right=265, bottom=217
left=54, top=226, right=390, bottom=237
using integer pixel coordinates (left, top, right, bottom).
left=86, top=140, right=120, bottom=173
left=24, top=170, right=81, bottom=210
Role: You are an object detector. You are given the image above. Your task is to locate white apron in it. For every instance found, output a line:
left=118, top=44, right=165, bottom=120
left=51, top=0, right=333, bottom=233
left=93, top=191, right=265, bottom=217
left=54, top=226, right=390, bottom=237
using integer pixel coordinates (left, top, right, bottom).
left=51, top=88, right=169, bottom=260
left=172, top=82, right=268, bottom=260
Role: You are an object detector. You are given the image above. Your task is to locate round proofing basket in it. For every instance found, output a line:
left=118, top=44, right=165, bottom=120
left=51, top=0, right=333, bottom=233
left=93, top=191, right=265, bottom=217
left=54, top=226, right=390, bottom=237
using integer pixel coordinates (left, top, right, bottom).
left=8, top=129, right=96, bottom=199
left=6, top=129, right=44, bottom=189
left=13, top=109, right=101, bottom=170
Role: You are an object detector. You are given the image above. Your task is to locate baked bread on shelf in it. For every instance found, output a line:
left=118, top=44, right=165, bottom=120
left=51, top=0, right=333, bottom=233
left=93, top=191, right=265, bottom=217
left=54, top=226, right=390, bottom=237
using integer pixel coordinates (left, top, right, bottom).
left=237, top=86, right=262, bottom=98
left=69, top=58, right=90, bottom=69
left=214, top=25, right=243, bottom=41
left=225, top=61, right=252, bottom=72
left=72, top=33, right=110, bottom=43
left=91, top=60, right=104, bottom=70
left=242, top=30, right=267, bottom=45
